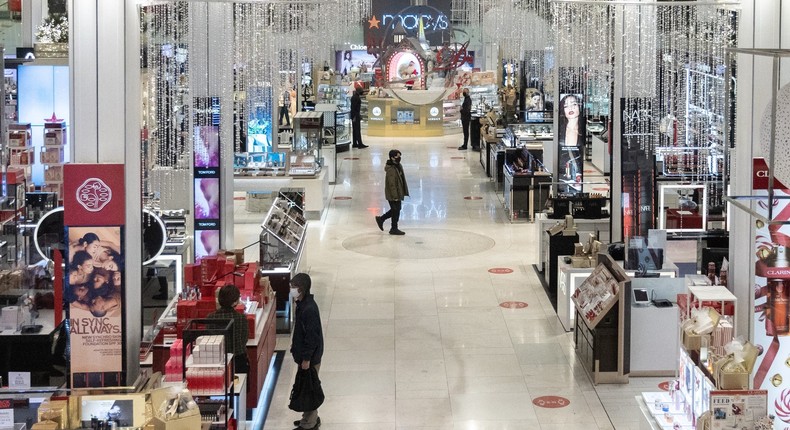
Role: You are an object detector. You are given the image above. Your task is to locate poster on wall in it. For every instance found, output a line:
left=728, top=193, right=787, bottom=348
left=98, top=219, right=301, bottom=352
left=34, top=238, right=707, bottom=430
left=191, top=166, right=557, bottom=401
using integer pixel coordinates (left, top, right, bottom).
left=63, top=163, right=125, bottom=388
left=557, top=93, right=585, bottom=193
left=620, top=98, right=655, bottom=249
left=750, top=158, right=790, bottom=428
left=66, top=226, right=124, bottom=388
left=193, top=97, right=221, bottom=262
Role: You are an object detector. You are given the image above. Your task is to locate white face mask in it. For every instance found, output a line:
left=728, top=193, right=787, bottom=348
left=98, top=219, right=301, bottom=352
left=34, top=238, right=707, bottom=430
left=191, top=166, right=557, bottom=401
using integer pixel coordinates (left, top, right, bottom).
left=290, top=287, right=301, bottom=300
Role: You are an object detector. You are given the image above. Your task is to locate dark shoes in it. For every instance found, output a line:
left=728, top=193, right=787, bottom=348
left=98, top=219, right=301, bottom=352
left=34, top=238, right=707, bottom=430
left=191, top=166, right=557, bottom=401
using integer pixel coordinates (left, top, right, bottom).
left=353, top=144, right=369, bottom=149
left=375, top=216, right=384, bottom=231
left=389, top=229, right=406, bottom=235
left=472, top=147, right=481, bottom=152
left=293, top=417, right=321, bottom=429
left=458, top=146, right=467, bottom=150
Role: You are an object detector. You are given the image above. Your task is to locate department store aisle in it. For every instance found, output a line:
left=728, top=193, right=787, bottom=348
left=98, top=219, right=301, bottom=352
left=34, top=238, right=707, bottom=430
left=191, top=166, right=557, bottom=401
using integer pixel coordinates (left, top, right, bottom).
left=234, top=135, right=657, bottom=430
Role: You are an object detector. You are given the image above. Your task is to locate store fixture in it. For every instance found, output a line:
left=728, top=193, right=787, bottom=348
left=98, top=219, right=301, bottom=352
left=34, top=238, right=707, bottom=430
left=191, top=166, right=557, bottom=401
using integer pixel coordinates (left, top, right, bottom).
left=7, top=123, right=32, bottom=186
left=313, top=104, right=339, bottom=183
left=0, top=169, right=27, bottom=266
left=40, top=120, right=66, bottom=201
left=290, top=112, right=323, bottom=177
left=260, top=189, right=306, bottom=332
left=181, top=320, right=235, bottom=429
left=572, top=253, right=630, bottom=384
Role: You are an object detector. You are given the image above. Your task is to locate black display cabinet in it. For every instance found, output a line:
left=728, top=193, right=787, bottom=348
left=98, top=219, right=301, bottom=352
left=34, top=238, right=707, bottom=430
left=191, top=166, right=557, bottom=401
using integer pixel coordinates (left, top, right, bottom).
left=546, top=231, right=579, bottom=310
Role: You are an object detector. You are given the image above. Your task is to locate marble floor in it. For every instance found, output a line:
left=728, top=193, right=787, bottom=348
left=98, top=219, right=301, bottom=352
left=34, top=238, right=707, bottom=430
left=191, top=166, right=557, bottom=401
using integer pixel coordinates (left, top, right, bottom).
left=233, top=134, right=666, bottom=430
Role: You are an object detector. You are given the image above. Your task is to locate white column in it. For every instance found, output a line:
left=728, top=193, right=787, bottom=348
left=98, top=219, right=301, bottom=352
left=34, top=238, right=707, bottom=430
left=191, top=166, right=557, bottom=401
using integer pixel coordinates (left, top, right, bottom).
left=69, top=0, right=143, bottom=384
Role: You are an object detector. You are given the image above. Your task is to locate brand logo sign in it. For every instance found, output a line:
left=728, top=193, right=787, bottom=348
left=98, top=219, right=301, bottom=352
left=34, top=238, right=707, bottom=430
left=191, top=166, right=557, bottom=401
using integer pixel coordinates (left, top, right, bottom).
left=76, top=178, right=113, bottom=212
left=372, top=107, right=382, bottom=116
left=430, top=107, right=439, bottom=117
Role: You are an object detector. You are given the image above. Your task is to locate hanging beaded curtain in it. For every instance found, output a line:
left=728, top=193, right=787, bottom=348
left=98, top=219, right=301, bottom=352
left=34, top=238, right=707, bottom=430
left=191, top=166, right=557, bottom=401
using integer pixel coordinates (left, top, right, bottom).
left=140, top=1, right=191, bottom=207
left=232, top=0, right=363, bottom=152
left=481, top=0, right=553, bottom=89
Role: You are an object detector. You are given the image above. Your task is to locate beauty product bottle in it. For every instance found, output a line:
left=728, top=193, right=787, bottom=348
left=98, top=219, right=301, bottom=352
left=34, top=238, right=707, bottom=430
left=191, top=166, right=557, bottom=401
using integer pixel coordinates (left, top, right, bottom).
left=770, top=245, right=790, bottom=334
left=707, top=262, right=717, bottom=285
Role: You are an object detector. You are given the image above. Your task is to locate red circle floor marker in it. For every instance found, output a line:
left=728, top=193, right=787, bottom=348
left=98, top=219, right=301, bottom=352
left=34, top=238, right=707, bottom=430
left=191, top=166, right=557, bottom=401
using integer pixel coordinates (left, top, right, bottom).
left=499, top=301, right=528, bottom=309
left=489, top=268, right=514, bottom=274
left=464, top=196, right=483, bottom=200
left=334, top=196, right=352, bottom=200
left=592, top=187, right=608, bottom=191
left=344, top=157, right=359, bottom=160
left=450, top=156, right=465, bottom=160
left=658, top=381, right=671, bottom=391
left=233, top=197, right=246, bottom=201
left=532, top=396, right=570, bottom=408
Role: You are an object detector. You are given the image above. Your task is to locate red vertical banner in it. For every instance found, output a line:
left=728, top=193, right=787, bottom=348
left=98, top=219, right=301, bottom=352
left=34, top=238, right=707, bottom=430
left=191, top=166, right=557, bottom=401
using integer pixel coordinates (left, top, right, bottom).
left=63, top=164, right=125, bottom=388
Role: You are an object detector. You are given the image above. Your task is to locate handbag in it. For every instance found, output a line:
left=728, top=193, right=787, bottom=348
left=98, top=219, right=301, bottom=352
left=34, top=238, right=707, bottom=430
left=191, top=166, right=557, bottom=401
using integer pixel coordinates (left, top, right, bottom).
left=288, top=367, right=325, bottom=412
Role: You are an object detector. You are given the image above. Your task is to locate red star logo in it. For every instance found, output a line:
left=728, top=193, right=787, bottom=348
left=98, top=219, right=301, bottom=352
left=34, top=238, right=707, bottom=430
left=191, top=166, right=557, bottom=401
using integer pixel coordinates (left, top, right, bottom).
left=44, top=112, right=63, bottom=123
left=368, top=15, right=380, bottom=29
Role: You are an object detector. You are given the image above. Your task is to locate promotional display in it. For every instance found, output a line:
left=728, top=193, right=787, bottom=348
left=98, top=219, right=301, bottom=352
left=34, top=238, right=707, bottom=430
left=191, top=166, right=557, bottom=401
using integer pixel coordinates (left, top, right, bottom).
left=751, top=158, right=790, bottom=428
left=63, top=164, right=125, bottom=388
left=193, top=97, right=221, bottom=262
left=556, top=93, right=585, bottom=192
left=620, top=97, right=656, bottom=243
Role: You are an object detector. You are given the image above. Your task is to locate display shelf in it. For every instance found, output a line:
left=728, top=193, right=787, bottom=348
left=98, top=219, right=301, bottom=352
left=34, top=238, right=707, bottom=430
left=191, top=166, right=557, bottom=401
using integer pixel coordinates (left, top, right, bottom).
left=185, top=353, right=233, bottom=368
left=572, top=253, right=630, bottom=384
left=316, top=84, right=350, bottom=110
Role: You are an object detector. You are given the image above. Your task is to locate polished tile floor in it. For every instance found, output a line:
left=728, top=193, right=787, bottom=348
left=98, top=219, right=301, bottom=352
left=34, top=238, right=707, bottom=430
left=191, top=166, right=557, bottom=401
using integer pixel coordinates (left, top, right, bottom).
left=233, top=134, right=665, bottom=430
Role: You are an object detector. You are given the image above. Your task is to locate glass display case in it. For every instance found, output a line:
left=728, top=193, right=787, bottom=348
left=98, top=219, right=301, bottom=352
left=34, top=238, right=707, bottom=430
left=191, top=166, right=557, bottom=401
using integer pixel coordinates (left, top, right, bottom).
left=316, top=84, right=350, bottom=111
left=290, top=112, right=323, bottom=177
left=233, top=152, right=288, bottom=177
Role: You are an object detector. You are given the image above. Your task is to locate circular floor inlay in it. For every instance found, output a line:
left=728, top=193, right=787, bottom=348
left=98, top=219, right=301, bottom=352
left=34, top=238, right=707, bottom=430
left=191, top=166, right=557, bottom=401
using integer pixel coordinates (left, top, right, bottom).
left=658, top=381, right=671, bottom=391
left=532, top=396, right=570, bottom=409
left=342, top=228, right=495, bottom=259
left=488, top=267, right=513, bottom=274
left=464, top=196, right=483, bottom=200
left=334, top=196, right=352, bottom=200
left=499, top=301, right=528, bottom=309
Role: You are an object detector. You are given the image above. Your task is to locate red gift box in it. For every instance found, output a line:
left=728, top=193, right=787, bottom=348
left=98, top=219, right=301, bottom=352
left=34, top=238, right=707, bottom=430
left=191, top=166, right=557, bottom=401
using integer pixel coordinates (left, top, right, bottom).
left=176, top=301, right=197, bottom=323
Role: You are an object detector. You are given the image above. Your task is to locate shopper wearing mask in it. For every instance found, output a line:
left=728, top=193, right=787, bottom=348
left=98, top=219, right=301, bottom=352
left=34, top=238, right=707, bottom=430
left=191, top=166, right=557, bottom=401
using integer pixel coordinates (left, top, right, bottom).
left=458, top=87, right=473, bottom=150
left=375, top=149, right=409, bottom=235
left=290, top=273, right=324, bottom=430
left=350, top=87, right=368, bottom=149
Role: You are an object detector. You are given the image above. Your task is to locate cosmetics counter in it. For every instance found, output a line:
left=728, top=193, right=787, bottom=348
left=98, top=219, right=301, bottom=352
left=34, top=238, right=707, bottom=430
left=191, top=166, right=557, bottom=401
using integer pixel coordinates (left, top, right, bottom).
left=365, top=96, right=444, bottom=138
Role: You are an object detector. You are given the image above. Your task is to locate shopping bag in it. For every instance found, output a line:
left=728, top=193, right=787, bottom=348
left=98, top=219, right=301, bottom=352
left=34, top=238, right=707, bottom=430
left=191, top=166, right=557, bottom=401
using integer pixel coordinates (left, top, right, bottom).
left=288, top=367, right=325, bottom=412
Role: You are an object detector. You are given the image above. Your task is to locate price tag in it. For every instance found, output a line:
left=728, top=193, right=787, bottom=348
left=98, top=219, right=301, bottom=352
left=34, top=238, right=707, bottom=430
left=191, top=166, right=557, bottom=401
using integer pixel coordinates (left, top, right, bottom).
left=8, top=372, right=30, bottom=389
left=0, top=407, right=13, bottom=428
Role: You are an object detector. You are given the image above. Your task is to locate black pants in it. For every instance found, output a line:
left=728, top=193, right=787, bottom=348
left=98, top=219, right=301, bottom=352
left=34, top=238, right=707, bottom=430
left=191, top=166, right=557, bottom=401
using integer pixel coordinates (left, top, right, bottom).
left=234, top=353, right=250, bottom=374
left=352, top=118, right=363, bottom=146
left=461, top=117, right=470, bottom=147
left=279, top=106, right=290, bottom=126
left=380, top=200, right=401, bottom=230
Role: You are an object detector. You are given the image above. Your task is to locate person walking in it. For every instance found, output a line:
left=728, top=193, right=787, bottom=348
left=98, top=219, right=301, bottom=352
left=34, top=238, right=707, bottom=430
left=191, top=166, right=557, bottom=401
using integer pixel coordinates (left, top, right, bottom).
left=279, top=87, right=291, bottom=127
left=458, top=87, right=472, bottom=150
left=375, top=149, right=409, bottom=235
left=290, top=273, right=324, bottom=430
left=350, top=87, right=368, bottom=149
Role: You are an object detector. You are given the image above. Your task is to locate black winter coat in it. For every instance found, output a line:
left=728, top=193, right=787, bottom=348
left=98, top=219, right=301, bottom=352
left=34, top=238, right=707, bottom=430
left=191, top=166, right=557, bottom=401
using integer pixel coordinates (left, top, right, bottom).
left=291, top=294, right=324, bottom=365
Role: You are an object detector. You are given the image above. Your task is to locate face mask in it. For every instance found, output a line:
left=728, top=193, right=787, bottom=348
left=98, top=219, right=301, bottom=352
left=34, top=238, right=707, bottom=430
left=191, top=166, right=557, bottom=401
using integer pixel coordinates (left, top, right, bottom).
left=290, top=287, right=300, bottom=299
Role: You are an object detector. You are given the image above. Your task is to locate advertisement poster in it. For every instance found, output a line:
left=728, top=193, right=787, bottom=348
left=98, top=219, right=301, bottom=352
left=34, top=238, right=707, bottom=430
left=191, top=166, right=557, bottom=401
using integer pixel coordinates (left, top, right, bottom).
left=193, top=97, right=221, bottom=262
left=710, top=390, right=768, bottom=430
left=751, top=158, right=790, bottom=427
left=63, top=163, right=125, bottom=388
left=557, top=93, right=585, bottom=193
left=67, top=226, right=124, bottom=388
left=620, top=98, right=656, bottom=245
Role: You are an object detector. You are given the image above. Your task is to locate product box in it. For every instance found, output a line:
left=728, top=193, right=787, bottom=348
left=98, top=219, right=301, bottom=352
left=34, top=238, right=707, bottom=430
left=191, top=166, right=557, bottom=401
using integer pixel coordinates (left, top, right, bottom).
left=682, top=328, right=710, bottom=351
left=31, top=421, right=59, bottom=430
left=149, top=387, right=201, bottom=430
left=713, top=343, right=759, bottom=390
left=571, top=256, right=592, bottom=268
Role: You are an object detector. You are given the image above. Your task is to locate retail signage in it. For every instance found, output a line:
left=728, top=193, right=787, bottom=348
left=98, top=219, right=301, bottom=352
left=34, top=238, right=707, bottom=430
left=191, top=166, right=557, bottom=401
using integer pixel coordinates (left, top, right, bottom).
left=63, top=163, right=126, bottom=388
left=557, top=93, right=586, bottom=193
left=709, top=390, right=768, bottom=430
left=619, top=98, right=655, bottom=247
left=751, top=157, right=790, bottom=429
left=368, top=100, right=386, bottom=123
left=365, top=0, right=452, bottom=47
left=426, top=103, right=443, bottom=125
left=193, top=97, right=221, bottom=262
left=64, top=164, right=125, bottom=226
